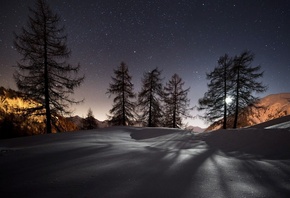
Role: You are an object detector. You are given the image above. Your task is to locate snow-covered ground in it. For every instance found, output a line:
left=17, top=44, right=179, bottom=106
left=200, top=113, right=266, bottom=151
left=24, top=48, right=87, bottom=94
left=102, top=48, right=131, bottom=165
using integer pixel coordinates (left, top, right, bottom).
left=0, top=126, right=290, bottom=198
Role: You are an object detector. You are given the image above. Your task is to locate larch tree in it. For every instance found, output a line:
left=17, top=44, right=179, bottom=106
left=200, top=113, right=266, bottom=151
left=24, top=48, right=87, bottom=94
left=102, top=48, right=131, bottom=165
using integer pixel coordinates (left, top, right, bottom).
left=107, top=62, right=135, bottom=126
left=138, top=68, right=163, bottom=127
left=232, top=50, right=267, bottom=128
left=163, top=74, right=191, bottom=128
left=198, top=54, right=233, bottom=129
left=82, top=108, right=98, bottom=130
left=13, top=0, right=84, bottom=134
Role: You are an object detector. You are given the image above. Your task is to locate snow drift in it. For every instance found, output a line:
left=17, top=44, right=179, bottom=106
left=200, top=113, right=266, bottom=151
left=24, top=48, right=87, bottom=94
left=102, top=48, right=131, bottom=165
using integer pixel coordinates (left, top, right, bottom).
left=0, top=126, right=290, bottom=197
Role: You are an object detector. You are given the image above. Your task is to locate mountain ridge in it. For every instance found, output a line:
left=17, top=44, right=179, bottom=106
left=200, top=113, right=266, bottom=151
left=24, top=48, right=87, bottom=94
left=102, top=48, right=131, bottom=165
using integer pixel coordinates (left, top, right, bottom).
left=1, top=86, right=289, bottom=135
left=207, top=93, right=290, bottom=131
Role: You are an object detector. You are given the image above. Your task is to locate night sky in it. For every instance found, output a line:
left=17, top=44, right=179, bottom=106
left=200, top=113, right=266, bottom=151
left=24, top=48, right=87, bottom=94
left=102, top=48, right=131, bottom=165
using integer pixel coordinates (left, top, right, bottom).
left=0, top=0, right=289, bottom=128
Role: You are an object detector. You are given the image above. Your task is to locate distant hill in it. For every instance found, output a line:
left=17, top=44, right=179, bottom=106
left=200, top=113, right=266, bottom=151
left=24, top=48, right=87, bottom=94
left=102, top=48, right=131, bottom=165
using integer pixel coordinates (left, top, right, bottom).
left=67, top=115, right=109, bottom=129
left=207, top=93, right=290, bottom=131
left=185, top=126, right=205, bottom=133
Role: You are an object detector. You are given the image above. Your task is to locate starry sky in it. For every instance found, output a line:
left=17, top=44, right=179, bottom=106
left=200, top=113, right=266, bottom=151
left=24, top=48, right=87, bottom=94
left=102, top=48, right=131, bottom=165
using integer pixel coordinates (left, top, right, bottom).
left=0, top=0, right=290, bottom=128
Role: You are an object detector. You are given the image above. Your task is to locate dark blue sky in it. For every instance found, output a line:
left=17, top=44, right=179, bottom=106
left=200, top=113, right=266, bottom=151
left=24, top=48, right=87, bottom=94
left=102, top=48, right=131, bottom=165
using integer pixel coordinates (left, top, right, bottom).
left=0, top=0, right=289, bottom=127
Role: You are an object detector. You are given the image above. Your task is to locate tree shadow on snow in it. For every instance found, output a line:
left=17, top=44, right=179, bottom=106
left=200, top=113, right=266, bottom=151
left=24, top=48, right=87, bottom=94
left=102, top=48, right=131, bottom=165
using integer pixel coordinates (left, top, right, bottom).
left=129, top=127, right=182, bottom=140
left=203, top=129, right=290, bottom=160
left=2, top=128, right=290, bottom=198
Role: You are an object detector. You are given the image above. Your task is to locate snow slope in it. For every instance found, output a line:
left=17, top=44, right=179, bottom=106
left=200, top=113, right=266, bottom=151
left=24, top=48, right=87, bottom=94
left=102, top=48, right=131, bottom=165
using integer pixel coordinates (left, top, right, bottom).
left=249, top=93, right=290, bottom=124
left=0, top=127, right=290, bottom=198
left=208, top=93, right=290, bottom=130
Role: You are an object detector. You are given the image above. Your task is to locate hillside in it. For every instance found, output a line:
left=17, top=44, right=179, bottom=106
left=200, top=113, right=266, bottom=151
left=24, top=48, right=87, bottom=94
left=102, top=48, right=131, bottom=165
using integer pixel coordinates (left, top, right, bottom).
left=67, top=115, right=109, bottom=129
left=0, top=87, right=42, bottom=117
left=0, top=87, right=78, bottom=137
left=2, top=86, right=289, bottom=135
left=207, top=93, right=290, bottom=130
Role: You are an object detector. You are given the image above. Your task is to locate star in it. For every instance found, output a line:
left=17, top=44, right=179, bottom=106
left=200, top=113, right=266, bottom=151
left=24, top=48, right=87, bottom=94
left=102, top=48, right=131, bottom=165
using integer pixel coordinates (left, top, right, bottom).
left=0, top=0, right=289, bottom=128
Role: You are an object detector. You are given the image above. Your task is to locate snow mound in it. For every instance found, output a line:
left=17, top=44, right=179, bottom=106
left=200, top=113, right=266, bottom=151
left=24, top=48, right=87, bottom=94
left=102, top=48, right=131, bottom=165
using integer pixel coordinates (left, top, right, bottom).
left=204, top=128, right=290, bottom=159
left=130, top=127, right=183, bottom=140
left=1, top=126, right=290, bottom=197
left=250, top=115, right=290, bottom=129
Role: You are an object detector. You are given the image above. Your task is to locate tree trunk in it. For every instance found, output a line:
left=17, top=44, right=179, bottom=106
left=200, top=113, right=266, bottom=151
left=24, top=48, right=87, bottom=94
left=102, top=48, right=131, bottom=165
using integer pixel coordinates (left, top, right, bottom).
left=223, top=65, right=227, bottom=129
left=43, top=16, right=52, bottom=134
left=122, top=70, right=126, bottom=126
left=233, top=65, right=240, bottom=128
left=148, top=77, right=153, bottom=127
left=173, top=83, right=177, bottom=128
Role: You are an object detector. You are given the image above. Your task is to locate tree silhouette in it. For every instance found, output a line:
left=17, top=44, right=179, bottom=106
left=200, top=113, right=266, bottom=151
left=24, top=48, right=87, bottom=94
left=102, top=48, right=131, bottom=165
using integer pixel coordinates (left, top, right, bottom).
left=13, top=0, right=84, bottom=133
left=198, top=54, right=233, bottom=129
left=163, top=74, right=191, bottom=128
left=199, top=51, right=267, bottom=129
left=107, top=62, right=135, bottom=126
left=138, top=68, right=163, bottom=127
left=82, top=108, right=98, bottom=130
left=232, top=51, right=267, bottom=128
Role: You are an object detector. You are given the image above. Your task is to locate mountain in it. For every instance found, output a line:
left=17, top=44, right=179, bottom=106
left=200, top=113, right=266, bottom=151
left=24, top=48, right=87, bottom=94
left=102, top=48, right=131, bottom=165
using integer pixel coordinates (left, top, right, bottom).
left=0, top=86, right=112, bottom=138
left=67, top=115, right=109, bottom=129
left=0, top=86, right=41, bottom=116
left=207, top=93, right=290, bottom=131
left=185, top=126, right=205, bottom=133
left=0, top=87, right=78, bottom=137
left=3, top=85, right=288, bottom=135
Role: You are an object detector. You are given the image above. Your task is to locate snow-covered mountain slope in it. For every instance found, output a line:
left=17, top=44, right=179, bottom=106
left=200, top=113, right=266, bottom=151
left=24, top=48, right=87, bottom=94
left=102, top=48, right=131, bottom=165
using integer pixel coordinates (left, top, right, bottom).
left=250, top=114, right=290, bottom=129
left=249, top=93, right=290, bottom=124
left=207, top=93, right=290, bottom=130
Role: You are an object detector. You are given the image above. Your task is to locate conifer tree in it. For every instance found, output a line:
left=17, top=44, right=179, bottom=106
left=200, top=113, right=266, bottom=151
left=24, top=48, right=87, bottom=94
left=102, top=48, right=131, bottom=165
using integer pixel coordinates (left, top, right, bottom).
left=138, top=68, right=163, bottom=127
left=232, top=51, right=267, bottom=128
left=13, top=0, right=84, bottom=133
left=198, top=54, right=233, bottom=129
left=82, top=108, right=98, bottom=130
left=107, top=62, right=135, bottom=126
left=163, top=74, right=190, bottom=128
left=199, top=51, right=267, bottom=129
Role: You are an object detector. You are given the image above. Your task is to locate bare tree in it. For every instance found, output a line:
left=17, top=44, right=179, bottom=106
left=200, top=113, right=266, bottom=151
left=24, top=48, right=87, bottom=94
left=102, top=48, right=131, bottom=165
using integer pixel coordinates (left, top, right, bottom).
left=163, top=74, right=191, bottom=128
left=14, top=0, right=84, bottom=133
left=107, top=62, right=135, bottom=126
left=82, top=108, right=98, bottom=130
left=232, top=51, right=267, bottom=128
left=198, top=54, right=233, bottom=129
left=138, top=68, right=163, bottom=127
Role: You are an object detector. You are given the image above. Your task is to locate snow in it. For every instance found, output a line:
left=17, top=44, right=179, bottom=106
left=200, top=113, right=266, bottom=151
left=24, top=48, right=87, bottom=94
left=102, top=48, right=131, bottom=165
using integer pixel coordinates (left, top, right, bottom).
left=0, top=125, right=290, bottom=197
